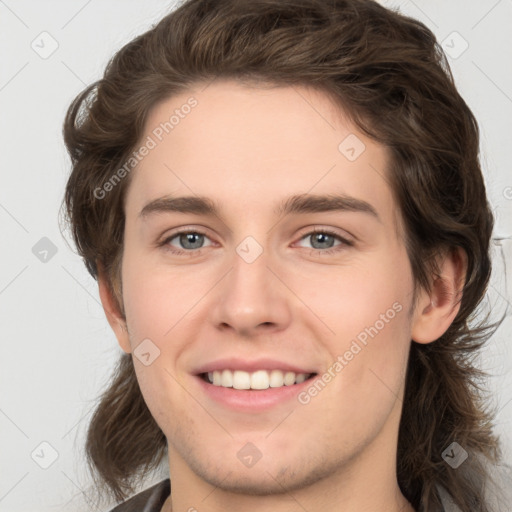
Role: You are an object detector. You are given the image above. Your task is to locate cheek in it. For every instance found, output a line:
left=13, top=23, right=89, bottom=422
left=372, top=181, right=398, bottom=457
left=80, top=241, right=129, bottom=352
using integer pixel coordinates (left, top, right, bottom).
left=302, top=249, right=412, bottom=342
left=130, top=359, right=182, bottom=438
left=120, top=250, right=205, bottom=343
left=310, top=248, right=413, bottom=407
left=311, top=310, right=412, bottom=445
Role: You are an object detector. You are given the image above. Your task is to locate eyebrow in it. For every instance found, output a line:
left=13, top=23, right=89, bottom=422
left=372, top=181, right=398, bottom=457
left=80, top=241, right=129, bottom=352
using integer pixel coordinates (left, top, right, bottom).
left=139, top=193, right=380, bottom=222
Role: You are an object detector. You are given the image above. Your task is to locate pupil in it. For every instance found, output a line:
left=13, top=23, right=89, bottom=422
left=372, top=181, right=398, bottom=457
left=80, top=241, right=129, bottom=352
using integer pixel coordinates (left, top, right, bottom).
left=181, top=233, right=203, bottom=249
left=313, top=233, right=333, bottom=249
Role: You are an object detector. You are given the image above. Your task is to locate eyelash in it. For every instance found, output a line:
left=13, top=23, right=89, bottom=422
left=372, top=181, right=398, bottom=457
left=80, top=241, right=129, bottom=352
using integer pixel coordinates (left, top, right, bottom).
left=158, top=227, right=353, bottom=257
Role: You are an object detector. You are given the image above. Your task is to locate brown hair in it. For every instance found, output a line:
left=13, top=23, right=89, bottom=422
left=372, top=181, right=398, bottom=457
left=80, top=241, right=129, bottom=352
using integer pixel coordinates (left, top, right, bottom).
left=62, top=0, right=504, bottom=510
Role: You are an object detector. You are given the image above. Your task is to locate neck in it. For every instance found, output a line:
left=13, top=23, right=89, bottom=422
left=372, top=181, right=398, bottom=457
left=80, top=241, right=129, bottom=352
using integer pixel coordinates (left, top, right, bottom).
left=161, top=480, right=414, bottom=512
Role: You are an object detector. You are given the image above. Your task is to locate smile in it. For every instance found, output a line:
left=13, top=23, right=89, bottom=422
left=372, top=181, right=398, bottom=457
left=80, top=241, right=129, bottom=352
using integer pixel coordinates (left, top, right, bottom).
left=201, top=369, right=316, bottom=390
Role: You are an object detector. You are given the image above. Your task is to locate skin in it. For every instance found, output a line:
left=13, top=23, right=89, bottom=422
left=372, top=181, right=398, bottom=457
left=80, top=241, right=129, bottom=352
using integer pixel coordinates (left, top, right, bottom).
left=98, top=79, right=466, bottom=512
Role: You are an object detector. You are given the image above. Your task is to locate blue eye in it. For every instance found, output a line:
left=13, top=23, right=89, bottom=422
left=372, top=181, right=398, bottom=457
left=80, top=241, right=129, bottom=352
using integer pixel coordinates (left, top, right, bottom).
left=161, top=230, right=213, bottom=255
left=303, top=232, right=339, bottom=250
left=159, top=228, right=352, bottom=256
left=295, top=229, right=352, bottom=255
left=175, top=232, right=206, bottom=250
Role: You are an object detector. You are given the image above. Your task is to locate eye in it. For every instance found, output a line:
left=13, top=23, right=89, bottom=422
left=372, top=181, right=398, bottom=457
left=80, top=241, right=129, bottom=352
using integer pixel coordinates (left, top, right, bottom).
left=158, top=227, right=353, bottom=256
left=295, top=228, right=353, bottom=255
left=160, top=229, right=213, bottom=255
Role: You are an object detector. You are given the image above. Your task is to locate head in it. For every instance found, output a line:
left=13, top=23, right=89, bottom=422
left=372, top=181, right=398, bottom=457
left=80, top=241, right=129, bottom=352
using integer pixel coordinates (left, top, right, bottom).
left=62, top=1, right=501, bottom=511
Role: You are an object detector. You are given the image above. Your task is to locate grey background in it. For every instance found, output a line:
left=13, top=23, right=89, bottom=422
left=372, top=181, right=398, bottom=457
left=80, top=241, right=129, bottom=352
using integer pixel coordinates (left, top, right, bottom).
left=0, top=1, right=511, bottom=511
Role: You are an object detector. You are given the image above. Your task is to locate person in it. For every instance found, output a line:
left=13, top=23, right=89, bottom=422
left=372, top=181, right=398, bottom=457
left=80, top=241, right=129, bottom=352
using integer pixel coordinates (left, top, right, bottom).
left=61, top=0, right=512, bottom=511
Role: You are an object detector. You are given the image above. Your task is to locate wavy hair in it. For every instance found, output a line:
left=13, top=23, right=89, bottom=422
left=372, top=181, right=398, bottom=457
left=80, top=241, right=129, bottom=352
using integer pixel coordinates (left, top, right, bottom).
left=62, top=0, right=503, bottom=510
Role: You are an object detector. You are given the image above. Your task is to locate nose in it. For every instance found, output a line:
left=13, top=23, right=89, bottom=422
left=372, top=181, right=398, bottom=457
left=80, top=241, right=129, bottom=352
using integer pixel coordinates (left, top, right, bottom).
left=211, top=244, right=292, bottom=337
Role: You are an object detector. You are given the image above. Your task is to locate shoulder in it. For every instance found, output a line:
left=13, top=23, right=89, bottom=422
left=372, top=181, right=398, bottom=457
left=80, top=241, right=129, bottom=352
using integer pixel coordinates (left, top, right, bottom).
left=485, top=461, right=512, bottom=512
left=108, top=479, right=170, bottom=512
left=436, top=460, right=512, bottom=512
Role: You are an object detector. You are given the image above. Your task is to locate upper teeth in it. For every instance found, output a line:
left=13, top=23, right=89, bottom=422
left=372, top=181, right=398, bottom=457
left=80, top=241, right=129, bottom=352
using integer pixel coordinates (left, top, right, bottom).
left=207, top=369, right=310, bottom=390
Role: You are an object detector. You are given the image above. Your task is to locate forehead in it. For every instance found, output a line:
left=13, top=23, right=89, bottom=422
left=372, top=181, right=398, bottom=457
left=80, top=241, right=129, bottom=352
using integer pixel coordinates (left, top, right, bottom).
left=144, top=79, right=374, bottom=165
left=124, top=79, right=401, bottom=234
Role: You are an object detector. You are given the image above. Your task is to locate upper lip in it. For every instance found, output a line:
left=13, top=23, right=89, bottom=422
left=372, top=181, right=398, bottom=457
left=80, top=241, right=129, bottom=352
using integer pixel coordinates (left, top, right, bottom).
left=194, top=357, right=318, bottom=375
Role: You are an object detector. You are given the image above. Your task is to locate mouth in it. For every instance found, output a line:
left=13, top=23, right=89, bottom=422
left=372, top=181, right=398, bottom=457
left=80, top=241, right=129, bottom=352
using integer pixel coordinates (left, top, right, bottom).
left=195, top=369, right=319, bottom=412
left=198, top=369, right=318, bottom=390
left=192, top=358, right=320, bottom=411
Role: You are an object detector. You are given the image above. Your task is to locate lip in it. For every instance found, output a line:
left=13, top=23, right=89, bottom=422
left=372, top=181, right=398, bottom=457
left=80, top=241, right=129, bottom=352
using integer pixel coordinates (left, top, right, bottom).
left=193, top=357, right=317, bottom=375
left=193, top=372, right=317, bottom=412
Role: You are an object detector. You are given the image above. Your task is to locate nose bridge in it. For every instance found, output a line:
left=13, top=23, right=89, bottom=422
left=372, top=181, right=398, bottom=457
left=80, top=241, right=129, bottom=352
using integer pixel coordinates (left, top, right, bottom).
left=235, top=237, right=270, bottom=291
left=212, top=233, right=290, bottom=333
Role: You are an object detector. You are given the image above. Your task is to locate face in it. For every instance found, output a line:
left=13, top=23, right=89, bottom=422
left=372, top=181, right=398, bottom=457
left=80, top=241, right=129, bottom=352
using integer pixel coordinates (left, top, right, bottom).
left=112, top=79, right=421, bottom=494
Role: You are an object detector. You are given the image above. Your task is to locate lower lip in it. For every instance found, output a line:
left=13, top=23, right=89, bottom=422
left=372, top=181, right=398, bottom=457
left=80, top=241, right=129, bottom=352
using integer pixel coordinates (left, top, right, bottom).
left=194, top=375, right=316, bottom=412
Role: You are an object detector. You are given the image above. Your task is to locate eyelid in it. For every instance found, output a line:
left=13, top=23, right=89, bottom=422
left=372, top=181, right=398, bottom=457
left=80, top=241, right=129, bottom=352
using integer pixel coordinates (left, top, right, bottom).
left=294, top=225, right=354, bottom=244
left=158, top=225, right=214, bottom=247
left=159, top=224, right=210, bottom=236
left=158, top=224, right=354, bottom=257
left=159, top=225, right=352, bottom=245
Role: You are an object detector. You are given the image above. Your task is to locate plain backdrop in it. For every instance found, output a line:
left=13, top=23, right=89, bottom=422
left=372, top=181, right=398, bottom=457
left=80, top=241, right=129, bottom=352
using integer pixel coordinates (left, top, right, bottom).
left=0, top=1, right=511, bottom=511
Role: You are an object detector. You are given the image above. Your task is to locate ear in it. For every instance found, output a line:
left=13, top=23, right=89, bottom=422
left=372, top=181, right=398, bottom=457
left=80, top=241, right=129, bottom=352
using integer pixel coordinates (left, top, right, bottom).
left=97, top=262, right=132, bottom=354
left=411, top=247, right=467, bottom=344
